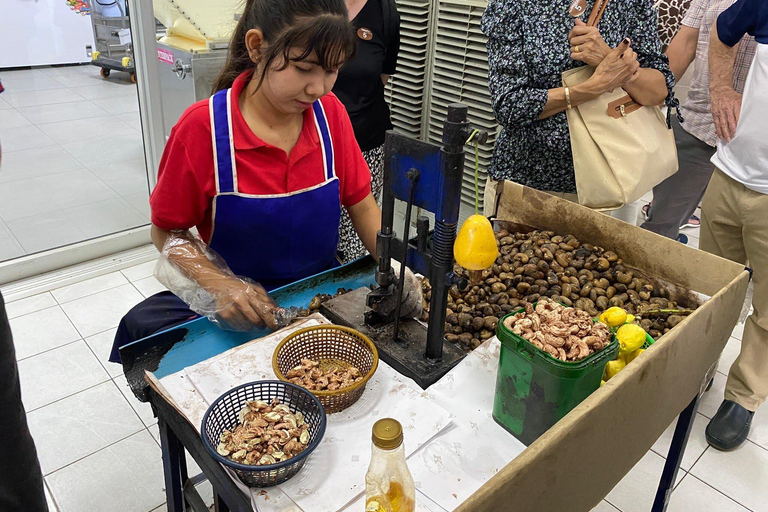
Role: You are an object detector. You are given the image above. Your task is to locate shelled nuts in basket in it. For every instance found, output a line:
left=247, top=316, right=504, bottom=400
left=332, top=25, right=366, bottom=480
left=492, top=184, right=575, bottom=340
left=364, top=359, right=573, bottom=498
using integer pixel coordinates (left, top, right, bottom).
left=216, top=399, right=310, bottom=465
left=503, top=298, right=612, bottom=362
left=286, top=358, right=363, bottom=392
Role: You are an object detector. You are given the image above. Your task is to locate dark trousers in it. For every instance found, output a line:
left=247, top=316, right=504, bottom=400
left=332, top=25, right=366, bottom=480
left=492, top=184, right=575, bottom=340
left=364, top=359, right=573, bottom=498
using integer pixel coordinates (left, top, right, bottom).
left=0, top=292, right=48, bottom=512
left=641, top=117, right=717, bottom=239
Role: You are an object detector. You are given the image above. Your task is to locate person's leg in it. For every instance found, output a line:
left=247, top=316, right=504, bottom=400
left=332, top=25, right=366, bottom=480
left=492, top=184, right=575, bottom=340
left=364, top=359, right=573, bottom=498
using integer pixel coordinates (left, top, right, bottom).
left=641, top=118, right=716, bottom=239
left=723, top=186, right=768, bottom=412
left=109, top=291, right=198, bottom=363
left=0, top=292, right=48, bottom=512
left=337, top=145, right=384, bottom=263
left=699, top=169, right=753, bottom=450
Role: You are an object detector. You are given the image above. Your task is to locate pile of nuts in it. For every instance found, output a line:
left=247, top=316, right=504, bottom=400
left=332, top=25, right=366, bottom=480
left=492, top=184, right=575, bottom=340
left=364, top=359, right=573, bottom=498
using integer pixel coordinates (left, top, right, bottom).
left=217, top=398, right=310, bottom=465
left=429, top=229, right=697, bottom=352
left=286, top=358, right=364, bottom=391
left=295, top=288, right=354, bottom=318
left=502, top=298, right=612, bottom=361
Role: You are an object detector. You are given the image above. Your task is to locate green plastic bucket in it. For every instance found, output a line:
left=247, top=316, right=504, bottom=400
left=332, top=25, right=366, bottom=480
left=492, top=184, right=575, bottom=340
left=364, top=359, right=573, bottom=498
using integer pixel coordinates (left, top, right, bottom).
left=492, top=307, right=619, bottom=445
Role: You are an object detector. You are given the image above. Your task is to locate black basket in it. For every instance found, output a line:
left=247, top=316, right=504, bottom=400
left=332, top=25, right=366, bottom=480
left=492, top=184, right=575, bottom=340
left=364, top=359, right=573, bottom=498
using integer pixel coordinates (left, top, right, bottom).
left=201, top=380, right=326, bottom=487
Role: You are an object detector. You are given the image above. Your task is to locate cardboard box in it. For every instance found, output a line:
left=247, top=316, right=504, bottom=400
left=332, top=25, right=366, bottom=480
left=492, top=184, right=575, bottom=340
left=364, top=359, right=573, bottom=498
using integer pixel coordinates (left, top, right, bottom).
left=459, top=182, right=750, bottom=512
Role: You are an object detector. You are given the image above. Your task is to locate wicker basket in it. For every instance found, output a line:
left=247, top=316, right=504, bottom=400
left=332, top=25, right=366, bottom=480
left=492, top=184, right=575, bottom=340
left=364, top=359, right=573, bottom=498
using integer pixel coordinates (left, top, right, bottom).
left=272, top=325, right=378, bottom=414
left=201, top=380, right=326, bottom=487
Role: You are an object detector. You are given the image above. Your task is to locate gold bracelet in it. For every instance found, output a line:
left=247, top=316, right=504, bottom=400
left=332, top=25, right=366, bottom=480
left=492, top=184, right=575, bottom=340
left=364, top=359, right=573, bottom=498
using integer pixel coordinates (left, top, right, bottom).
left=565, top=86, right=572, bottom=110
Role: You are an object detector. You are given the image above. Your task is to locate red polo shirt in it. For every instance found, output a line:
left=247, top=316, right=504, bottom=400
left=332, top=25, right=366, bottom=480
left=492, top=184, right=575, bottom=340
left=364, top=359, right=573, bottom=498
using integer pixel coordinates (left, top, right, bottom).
left=150, top=71, right=372, bottom=243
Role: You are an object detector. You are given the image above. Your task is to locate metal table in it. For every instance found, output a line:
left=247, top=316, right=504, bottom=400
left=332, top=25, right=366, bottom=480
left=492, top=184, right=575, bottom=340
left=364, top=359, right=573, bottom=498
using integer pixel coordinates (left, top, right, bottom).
left=120, top=257, right=704, bottom=512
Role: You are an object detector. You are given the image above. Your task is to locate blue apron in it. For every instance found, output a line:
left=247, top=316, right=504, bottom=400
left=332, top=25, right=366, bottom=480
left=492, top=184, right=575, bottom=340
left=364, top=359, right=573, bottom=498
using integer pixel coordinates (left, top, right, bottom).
left=207, top=88, right=342, bottom=290
left=109, top=89, right=342, bottom=362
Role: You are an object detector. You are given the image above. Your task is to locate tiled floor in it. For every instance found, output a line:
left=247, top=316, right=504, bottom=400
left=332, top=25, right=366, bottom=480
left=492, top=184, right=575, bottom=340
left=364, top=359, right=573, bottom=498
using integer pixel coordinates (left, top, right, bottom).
left=3, top=247, right=766, bottom=512
left=0, top=64, right=149, bottom=263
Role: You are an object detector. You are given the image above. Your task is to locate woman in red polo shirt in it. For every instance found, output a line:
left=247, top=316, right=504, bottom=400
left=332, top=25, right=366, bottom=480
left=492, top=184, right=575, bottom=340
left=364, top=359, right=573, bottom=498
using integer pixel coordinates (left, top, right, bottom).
left=110, top=0, right=396, bottom=361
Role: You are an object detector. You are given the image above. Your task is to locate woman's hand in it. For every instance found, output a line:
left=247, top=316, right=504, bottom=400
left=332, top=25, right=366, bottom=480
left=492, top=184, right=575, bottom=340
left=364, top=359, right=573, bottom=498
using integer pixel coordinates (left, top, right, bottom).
left=569, top=19, right=611, bottom=67
left=589, top=38, right=639, bottom=93
left=210, top=278, right=280, bottom=331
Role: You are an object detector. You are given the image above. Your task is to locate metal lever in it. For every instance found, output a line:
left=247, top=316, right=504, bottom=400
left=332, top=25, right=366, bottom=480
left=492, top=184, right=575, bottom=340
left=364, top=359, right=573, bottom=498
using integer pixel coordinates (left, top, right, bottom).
left=392, top=168, right=420, bottom=343
left=171, top=59, right=192, bottom=80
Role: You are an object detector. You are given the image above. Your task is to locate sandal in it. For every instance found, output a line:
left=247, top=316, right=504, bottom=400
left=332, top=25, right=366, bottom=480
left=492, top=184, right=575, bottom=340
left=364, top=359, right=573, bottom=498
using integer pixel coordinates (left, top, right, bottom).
left=681, top=214, right=700, bottom=229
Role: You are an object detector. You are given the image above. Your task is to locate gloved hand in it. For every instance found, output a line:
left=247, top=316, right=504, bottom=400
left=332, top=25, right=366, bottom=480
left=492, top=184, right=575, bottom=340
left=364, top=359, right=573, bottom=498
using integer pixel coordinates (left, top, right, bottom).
left=374, top=260, right=424, bottom=320
left=208, top=277, right=280, bottom=331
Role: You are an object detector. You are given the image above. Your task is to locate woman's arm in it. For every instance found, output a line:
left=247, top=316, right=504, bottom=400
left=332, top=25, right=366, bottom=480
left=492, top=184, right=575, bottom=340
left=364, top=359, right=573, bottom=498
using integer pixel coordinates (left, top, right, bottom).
left=347, top=193, right=381, bottom=260
left=622, top=67, right=669, bottom=105
left=667, top=24, right=700, bottom=83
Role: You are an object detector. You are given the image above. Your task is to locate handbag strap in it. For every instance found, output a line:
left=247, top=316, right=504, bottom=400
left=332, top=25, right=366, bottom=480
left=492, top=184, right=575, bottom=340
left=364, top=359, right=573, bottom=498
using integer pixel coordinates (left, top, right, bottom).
left=587, top=0, right=610, bottom=27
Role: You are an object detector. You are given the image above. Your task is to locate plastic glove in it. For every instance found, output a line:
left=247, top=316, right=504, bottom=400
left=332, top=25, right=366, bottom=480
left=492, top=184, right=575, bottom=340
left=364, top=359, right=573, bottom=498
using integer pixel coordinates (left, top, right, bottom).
left=154, top=231, right=280, bottom=331
left=374, top=260, right=424, bottom=319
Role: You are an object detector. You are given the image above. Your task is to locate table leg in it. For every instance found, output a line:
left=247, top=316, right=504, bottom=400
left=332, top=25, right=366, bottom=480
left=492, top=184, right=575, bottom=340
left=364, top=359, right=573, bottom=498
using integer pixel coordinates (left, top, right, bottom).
left=651, top=395, right=700, bottom=512
left=158, top=419, right=185, bottom=512
left=215, top=493, right=231, bottom=512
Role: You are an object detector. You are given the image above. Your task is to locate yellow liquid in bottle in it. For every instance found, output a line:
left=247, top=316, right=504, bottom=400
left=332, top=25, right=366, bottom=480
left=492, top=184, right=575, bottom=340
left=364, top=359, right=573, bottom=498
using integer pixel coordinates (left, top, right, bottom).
left=365, top=482, right=415, bottom=512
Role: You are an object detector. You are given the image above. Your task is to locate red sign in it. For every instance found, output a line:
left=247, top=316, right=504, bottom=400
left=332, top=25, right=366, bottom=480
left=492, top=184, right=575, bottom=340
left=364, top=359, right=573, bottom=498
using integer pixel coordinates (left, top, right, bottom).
left=157, top=48, right=174, bottom=65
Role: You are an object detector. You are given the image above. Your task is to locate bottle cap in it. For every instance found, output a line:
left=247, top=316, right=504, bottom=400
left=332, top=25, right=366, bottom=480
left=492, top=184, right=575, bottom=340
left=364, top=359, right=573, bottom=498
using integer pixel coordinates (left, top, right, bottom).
left=372, top=418, right=403, bottom=450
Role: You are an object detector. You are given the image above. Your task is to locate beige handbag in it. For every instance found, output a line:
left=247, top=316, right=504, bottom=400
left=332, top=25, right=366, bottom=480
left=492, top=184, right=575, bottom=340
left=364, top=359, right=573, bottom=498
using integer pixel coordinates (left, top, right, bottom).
left=563, top=0, right=678, bottom=210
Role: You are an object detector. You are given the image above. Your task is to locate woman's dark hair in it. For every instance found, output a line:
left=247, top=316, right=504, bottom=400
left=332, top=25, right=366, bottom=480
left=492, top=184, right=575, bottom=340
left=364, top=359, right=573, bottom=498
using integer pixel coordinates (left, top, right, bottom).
left=213, top=0, right=356, bottom=93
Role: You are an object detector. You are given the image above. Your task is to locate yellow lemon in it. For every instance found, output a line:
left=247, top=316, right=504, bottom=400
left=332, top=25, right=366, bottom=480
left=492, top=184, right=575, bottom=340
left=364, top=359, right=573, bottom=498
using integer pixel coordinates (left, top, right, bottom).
left=616, top=323, right=646, bottom=353
left=602, top=307, right=628, bottom=327
left=454, top=215, right=498, bottom=271
left=626, top=348, right=645, bottom=364
left=603, top=358, right=626, bottom=380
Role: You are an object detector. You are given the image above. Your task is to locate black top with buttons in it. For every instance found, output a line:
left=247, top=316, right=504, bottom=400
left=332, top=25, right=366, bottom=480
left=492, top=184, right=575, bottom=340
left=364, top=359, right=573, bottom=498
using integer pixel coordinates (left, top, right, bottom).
left=333, top=0, right=400, bottom=152
left=481, top=0, right=675, bottom=193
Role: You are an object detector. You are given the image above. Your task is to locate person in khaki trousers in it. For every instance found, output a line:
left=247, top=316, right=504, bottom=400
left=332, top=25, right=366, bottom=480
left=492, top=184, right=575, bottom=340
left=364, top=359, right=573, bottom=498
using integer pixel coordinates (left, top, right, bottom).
left=700, top=0, right=768, bottom=451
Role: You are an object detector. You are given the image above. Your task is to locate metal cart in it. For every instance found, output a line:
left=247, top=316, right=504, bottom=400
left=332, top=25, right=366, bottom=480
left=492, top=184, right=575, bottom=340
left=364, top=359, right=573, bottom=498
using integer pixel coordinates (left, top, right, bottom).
left=89, top=0, right=135, bottom=82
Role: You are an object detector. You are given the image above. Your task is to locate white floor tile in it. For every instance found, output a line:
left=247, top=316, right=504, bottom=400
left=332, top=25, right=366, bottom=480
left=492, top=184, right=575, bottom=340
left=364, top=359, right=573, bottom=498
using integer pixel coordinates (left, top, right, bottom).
left=0, top=124, right=56, bottom=152
left=39, top=65, right=95, bottom=77
left=651, top=413, right=711, bottom=471
left=605, top=450, right=679, bottom=512
left=61, top=131, right=144, bottom=168
left=35, top=168, right=119, bottom=210
left=1, top=68, right=49, bottom=79
left=16, top=100, right=111, bottom=125
left=667, top=474, right=750, bottom=512
left=48, top=72, right=109, bottom=88
left=0, top=220, right=25, bottom=261
left=148, top=423, right=160, bottom=444
left=84, top=328, right=122, bottom=378
left=0, top=109, right=33, bottom=129
left=591, top=501, right=620, bottom=512
left=0, top=145, right=84, bottom=183
left=1, top=88, right=86, bottom=108
left=117, top=111, right=142, bottom=131
left=5, top=292, right=57, bottom=320
left=52, top=271, right=129, bottom=304
left=88, top=158, right=149, bottom=196
left=133, top=276, right=168, bottom=298
left=0, top=74, right=68, bottom=92
left=122, top=189, right=151, bottom=219
left=0, top=95, right=11, bottom=110
left=60, top=284, right=144, bottom=338
left=74, top=82, right=138, bottom=100
left=731, top=320, right=745, bottom=342
left=749, top=406, right=768, bottom=451
left=63, top=197, right=148, bottom=238
left=115, top=376, right=158, bottom=427
left=690, top=440, right=768, bottom=512
left=92, top=95, right=140, bottom=115
left=45, top=430, right=165, bottom=512
left=0, top=177, right=61, bottom=222
left=699, top=372, right=728, bottom=419
left=121, top=260, right=157, bottom=282
left=17, top=340, right=110, bottom=411
left=9, top=305, right=81, bottom=360
left=45, top=482, right=59, bottom=512
left=6, top=210, right=87, bottom=255
left=717, top=337, right=743, bottom=378
left=37, top=115, right=135, bottom=146
left=27, top=381, right=145, bottom=474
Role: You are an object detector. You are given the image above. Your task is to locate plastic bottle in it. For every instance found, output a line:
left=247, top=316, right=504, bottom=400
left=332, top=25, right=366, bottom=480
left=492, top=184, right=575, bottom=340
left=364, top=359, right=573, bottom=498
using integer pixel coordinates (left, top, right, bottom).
left=365, top=418, right=416, bottom=512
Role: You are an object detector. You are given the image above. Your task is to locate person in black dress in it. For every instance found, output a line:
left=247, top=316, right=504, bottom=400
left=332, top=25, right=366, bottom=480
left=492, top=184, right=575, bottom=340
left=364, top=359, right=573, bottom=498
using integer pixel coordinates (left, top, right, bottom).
left=334, top=0, right=400, bottom=263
